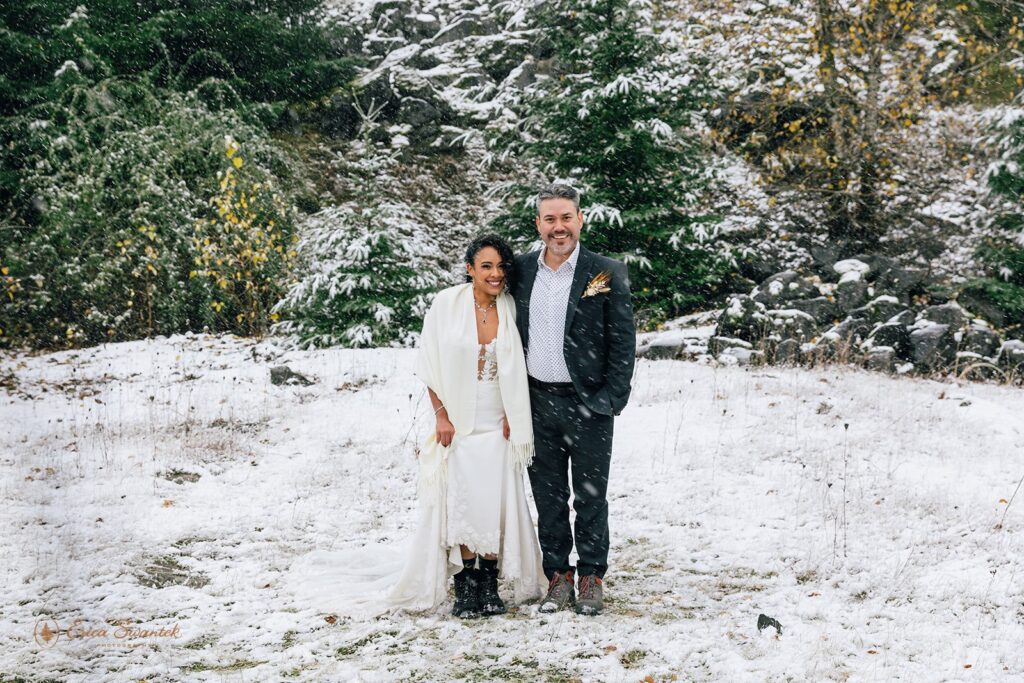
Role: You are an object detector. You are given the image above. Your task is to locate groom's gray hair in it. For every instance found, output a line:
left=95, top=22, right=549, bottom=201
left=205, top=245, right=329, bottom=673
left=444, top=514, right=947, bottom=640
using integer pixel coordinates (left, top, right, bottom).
left=535, top=183, right=580, bottom=213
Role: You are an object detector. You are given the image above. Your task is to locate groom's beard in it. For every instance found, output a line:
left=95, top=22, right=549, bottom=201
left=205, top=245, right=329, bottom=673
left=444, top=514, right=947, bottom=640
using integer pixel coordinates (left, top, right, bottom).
left=546, top=236, right=577, bottom=256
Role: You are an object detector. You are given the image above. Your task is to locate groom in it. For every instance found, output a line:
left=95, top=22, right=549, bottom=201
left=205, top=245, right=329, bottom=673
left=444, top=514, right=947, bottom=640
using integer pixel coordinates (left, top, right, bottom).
left=511, top=183, right=636, bottom=616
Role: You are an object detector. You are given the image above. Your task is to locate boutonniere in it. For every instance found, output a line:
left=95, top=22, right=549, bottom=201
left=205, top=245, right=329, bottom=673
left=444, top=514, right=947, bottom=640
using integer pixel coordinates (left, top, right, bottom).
left=582, top=271, right=612, bottom=298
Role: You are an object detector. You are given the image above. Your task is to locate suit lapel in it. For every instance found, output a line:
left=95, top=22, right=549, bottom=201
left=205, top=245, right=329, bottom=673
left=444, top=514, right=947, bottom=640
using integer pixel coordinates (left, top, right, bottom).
left=564, top=245, right=593, bottom=338
left=518, top=251, right=540, bottom=347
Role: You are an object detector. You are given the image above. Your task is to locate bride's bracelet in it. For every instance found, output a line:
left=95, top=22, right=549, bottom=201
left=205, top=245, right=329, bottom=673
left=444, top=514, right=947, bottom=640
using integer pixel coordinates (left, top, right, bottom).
left=434, top=405, right=445, bottom=416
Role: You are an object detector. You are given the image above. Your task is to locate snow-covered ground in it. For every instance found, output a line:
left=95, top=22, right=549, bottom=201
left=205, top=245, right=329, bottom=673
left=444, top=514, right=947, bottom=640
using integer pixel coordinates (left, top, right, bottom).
left=2, top=334, right=1023, bottom=681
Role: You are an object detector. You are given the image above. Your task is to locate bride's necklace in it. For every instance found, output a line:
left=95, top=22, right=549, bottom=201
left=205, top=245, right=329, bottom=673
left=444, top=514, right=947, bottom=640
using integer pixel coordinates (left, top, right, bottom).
left=474, top=294, right=496, bottom=324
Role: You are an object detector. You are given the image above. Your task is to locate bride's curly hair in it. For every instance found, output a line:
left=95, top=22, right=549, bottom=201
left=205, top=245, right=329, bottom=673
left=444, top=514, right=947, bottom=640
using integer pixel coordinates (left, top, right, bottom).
left=464, top=234, right=516, bottom=291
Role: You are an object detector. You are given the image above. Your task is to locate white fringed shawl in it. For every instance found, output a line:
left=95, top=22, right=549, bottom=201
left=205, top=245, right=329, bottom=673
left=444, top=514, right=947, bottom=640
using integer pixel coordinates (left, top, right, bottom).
left=283, top=288, right=538, bottom=618
left=415, top=283, right=534, bottom=498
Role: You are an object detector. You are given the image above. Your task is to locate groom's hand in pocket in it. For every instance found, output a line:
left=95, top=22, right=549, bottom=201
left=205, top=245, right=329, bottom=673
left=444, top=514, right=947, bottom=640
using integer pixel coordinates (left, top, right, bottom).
left=502, top=416, right=510, bottom=441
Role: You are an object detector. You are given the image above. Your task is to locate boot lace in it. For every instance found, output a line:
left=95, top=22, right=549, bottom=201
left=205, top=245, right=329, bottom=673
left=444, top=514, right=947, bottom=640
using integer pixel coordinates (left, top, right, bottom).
left=546, top=571, right=572, bottom=598
left=578, top=575, right=599, bottom=600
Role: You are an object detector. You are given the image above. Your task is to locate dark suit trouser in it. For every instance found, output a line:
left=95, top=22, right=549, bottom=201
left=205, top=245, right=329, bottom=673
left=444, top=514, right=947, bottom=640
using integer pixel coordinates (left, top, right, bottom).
left=527, top=385, right=614, bottom=579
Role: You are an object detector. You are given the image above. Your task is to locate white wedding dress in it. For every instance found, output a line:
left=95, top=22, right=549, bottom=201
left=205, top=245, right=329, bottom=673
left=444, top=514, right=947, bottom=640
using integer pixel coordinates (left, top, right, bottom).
left=286, top=342, right=545, bottom=618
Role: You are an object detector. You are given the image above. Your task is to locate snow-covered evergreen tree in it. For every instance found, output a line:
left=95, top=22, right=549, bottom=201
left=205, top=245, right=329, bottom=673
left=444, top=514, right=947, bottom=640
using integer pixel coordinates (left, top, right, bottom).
left=489, top=0, right=726, bottom=323
left=271, top=147, right=449, bottom=348
left=972, top=97, right=1024, bottom=329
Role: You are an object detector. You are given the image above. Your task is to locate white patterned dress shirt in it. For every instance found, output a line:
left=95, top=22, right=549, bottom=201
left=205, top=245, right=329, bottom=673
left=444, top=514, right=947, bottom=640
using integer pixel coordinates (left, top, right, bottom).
left=527, top=242, right=580, bottom=382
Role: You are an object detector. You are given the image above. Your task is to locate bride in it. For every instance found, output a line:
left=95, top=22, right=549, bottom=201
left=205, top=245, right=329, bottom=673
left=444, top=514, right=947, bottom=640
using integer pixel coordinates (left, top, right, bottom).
left=288, top=235, right=545, bottom=619
left=412, top=233, right=545, bottom=617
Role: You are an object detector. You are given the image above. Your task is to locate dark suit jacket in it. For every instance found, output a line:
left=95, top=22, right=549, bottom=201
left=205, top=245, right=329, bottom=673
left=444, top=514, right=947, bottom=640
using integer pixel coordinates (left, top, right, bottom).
left=512, top=244, right=637, bottom=417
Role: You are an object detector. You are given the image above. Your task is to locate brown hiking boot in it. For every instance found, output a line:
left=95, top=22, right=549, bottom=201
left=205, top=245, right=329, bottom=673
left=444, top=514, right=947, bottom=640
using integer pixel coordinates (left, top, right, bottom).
left=538, top=570, right=575, bottom=613
left=575, top=575, right=604, bottom=615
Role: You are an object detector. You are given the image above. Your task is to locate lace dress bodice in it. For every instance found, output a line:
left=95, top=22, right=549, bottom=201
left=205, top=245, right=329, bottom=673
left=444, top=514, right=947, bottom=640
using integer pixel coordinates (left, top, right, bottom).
left=477, top=339, right=498, bottom=382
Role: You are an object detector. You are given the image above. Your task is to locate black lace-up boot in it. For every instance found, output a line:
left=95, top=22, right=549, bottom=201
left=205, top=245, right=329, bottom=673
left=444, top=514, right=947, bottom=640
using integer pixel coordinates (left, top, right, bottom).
left=452, top=557, right=481, bottom=619
left=477, top=557, right=507, bottom=616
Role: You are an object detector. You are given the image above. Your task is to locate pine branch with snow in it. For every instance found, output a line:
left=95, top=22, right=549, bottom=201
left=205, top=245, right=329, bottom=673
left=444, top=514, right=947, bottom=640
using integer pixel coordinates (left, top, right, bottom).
left=271, top=148, right=449, bottom=348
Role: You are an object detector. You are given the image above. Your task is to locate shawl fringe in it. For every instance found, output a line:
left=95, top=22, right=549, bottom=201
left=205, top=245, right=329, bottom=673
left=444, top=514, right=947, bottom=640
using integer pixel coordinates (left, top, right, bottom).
left=508, top=439, right=535, bottom=473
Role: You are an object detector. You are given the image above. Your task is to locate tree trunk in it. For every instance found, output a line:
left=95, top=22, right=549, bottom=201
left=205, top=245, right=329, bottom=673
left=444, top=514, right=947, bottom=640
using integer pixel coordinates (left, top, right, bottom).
left=815, top=0, right=853, bottom=244
left=852, top=3, right=885, bottom=249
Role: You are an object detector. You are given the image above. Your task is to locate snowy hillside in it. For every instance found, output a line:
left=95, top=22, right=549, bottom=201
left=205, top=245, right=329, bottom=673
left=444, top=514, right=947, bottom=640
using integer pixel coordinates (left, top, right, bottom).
left=3, top=335, right=1024, bottom=680
left=312, top=0, right=1019, bottom=282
